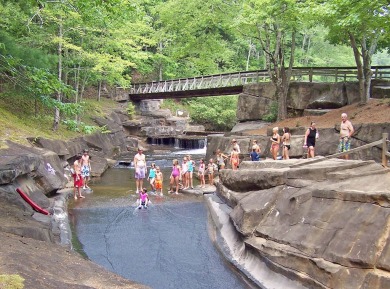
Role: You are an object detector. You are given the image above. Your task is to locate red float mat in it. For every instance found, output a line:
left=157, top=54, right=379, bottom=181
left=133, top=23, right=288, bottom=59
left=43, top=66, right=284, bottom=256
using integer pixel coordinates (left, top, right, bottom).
left=16, top=188, right=50, bottom=215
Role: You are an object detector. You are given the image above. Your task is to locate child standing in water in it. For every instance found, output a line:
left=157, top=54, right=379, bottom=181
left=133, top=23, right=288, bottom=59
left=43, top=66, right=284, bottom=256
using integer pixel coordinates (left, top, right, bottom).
left=181, top=156, right=189, bottom=189
left=169, top=159, right=181, bottom=194
left=187, top=155, right=195, bottom=189
left=155, top=166, right=164, bottom=196
left=147, top=163, right=156, bottom=193
left=207, top=159, right=217, bottom=185
left=138, top=188, right=149, bottom=209
left=198, top=158, right=206, bottom=188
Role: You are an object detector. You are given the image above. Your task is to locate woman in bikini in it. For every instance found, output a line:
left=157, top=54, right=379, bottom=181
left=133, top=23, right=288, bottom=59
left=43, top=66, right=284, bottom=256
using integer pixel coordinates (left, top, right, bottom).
left=230, top=147, right=240, bottom=170
left=169, top=159, right=181, bottom=194
left=282, top=127, right=291, bottom=160
left=270, top=127, right=281, bottom=160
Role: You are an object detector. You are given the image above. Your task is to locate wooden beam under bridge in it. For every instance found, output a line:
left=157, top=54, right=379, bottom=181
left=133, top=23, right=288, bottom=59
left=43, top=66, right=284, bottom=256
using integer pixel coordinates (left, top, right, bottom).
left=129, top=85, right=243, bottom=101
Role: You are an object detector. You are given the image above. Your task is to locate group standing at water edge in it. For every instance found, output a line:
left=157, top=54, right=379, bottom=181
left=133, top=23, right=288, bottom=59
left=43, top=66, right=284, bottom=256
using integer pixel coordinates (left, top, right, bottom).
left=73, top=113, right=354, bottom=201
left=213, top=112, right=354, bottom=168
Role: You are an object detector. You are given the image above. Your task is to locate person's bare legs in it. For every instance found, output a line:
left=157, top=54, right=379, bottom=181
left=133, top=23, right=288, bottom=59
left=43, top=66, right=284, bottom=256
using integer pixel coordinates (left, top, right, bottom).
left=175, top=176, right=179, bottom=194
left=308, top=146, right=315, bottom=158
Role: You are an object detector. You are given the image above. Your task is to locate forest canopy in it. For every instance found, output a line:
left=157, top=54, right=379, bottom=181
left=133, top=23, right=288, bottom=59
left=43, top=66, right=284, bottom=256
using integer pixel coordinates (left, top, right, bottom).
left=0, top=0, right=389, bottom=131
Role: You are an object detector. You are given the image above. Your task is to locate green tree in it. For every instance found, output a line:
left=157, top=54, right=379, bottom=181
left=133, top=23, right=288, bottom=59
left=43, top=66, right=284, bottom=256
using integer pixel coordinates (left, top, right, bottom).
left=237, top=0, right=305, bottom=120
left=317, top=0, right=390, bottom=103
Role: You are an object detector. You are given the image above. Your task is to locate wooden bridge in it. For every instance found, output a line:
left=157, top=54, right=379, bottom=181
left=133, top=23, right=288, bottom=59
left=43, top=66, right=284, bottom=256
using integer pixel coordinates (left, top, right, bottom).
left=126, top=66, right=390, bottom=101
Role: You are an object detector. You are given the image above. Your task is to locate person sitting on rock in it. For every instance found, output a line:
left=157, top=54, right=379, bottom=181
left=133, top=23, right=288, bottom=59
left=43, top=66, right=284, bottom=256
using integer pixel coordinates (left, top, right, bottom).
left=250, top=147, right=260, bottom=161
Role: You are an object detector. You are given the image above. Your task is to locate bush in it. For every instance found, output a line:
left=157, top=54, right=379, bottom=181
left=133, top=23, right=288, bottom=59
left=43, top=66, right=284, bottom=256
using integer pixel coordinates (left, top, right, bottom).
left=126, top=102, right=136, bottom=119
left=262, top=101, right=278, bottom=122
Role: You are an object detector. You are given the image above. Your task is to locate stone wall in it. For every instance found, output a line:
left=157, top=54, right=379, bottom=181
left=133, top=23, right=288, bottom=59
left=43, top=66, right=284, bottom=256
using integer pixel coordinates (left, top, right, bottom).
left=237, top=79, right=389, bottom=122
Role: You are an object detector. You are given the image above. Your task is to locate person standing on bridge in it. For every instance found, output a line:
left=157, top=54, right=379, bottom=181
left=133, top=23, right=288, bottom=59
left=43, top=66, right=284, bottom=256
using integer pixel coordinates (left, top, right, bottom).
left=339, top=113, right=354, bottom=160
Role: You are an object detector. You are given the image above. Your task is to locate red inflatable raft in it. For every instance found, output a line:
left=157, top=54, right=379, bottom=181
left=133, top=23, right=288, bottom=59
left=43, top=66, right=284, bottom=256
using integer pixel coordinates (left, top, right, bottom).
left=16, top=188, right=50, bottom=215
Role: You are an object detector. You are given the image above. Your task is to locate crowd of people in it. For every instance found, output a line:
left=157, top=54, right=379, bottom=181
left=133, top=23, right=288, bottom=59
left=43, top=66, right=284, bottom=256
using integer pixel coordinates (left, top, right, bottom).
left=72, top=113, right=354, bottom=205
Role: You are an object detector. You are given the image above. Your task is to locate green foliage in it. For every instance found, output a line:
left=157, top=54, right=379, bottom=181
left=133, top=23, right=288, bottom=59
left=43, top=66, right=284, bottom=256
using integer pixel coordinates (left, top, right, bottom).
left=126, top=102, right=136, bottom=119
left=188, top=96, right=238, bottom=131
left=0, top=274, right=24, bottom=289
left=62, top=120, right=108, bottom=134
left=262, top=102, right=278, bottom=122
left=162, top=97, right=238, bottom=131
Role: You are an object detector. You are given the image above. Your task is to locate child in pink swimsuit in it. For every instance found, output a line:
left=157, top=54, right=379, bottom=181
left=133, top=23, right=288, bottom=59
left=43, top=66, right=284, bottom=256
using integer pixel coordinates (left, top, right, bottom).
left=169, top=159, right=181, bottom=194
left=138, top=188, right=149, bottom=209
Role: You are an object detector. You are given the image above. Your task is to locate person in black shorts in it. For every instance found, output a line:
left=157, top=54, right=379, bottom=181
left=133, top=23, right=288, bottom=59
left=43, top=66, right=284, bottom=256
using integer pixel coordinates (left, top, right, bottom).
left=304, top=122, right=319, bottom=158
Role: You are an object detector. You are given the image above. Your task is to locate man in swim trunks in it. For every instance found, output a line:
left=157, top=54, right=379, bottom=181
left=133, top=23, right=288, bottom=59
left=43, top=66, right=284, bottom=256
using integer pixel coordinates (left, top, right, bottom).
left=134, top=147, right=147, bottom=193
left=339, top=113, right=354, bottom=160
left=81, top=149, right=92, bottom=190
left=73, top=155, right=85, bottom=200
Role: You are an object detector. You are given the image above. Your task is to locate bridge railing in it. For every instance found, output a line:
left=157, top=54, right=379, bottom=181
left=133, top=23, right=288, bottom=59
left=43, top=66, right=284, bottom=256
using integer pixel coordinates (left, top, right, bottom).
left=129, top=66, right=390, bottom=95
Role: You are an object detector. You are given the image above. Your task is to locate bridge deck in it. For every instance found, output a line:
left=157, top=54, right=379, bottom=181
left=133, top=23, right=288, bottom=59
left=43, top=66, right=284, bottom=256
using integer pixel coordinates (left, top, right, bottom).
left=126, top=66, right=390, bottom=101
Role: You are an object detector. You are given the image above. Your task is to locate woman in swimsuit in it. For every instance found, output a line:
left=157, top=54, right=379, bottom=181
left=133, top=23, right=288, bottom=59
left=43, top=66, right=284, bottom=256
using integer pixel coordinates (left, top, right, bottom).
left=216, top=149, right=228, bottom=170
left=169, top=159, right=181, bottom=194
left=282, top=127, right=291, bottom=160
left=270, top=127, right=281, bottom=160
left=230, top=147, right=240, bottom=170
left=304, top=122, right=319, bottom=158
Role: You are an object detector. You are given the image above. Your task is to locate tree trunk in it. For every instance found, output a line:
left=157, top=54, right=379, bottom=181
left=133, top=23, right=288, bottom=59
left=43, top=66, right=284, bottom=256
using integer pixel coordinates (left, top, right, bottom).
left=349, top=33, right=365, bottom=104
left=53, top=19, right=63, bottom=131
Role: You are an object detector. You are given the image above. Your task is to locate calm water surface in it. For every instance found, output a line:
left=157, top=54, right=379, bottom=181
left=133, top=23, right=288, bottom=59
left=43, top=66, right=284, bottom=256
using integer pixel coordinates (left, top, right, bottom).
left=70, top=151, right=252, bottom=289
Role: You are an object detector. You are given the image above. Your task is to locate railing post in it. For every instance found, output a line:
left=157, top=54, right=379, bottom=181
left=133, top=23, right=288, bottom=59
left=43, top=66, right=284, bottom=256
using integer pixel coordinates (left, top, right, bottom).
left=309, top=68, right=313, bottom=82
left=383, top=133, right=389, bottom=167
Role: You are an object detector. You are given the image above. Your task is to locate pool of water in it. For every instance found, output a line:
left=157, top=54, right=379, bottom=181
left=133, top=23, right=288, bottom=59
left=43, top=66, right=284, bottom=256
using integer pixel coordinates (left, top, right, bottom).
left=70, top=151, right=253, bottom=289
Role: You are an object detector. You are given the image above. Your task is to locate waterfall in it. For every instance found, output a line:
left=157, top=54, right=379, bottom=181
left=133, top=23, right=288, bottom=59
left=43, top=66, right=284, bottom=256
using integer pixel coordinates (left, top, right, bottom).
left=147, top=137, right=207, bottom=150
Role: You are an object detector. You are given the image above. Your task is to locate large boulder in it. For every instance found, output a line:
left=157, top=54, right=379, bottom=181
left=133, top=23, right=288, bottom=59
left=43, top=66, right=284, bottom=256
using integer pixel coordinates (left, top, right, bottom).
left=236, top=82, right=361, bottom=121
left=211, top=159, right=390, bottom=289
left=288, top=82, right=347, bottom=109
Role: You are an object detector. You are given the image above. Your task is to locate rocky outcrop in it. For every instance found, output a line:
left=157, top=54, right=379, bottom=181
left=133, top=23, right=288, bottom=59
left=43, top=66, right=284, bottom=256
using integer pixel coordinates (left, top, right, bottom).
left=127, top=100, right=206, bottom=139
left=236, top=80, right=390, bottom=122
left=208, top=158, right=390, bottom=289
left=0, top=133, right=149, bottom=288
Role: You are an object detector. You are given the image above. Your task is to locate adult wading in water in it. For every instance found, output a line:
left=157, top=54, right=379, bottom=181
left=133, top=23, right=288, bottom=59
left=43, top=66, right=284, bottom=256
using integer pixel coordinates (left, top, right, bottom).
left=134, top=147, right=146, bottom=193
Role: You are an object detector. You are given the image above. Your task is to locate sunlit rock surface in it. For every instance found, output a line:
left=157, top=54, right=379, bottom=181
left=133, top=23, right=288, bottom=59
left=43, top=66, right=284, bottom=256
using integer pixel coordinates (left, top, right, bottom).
left=208, top=159, right=390, bottom=289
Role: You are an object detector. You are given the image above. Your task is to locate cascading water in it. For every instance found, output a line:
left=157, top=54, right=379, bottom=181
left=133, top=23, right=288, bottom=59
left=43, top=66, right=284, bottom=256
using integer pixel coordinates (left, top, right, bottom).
left=147, top=137, right=207, bottom=150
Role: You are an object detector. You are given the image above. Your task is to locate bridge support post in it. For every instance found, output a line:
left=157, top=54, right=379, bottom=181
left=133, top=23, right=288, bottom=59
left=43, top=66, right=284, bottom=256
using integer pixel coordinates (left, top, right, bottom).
left=383, top=133, right=389, bottom=167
